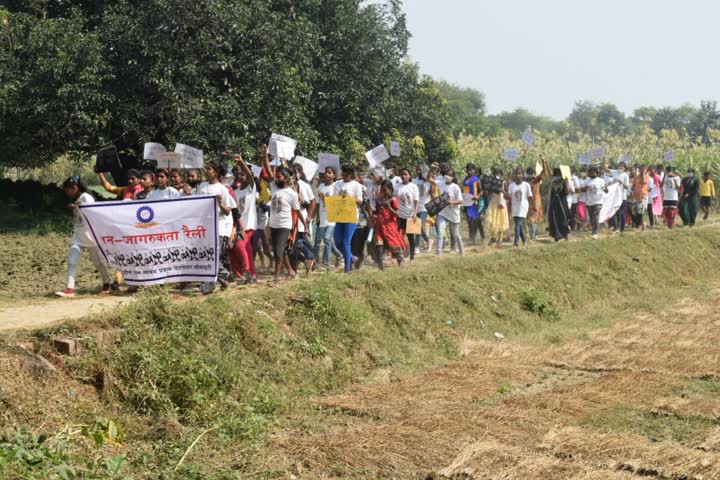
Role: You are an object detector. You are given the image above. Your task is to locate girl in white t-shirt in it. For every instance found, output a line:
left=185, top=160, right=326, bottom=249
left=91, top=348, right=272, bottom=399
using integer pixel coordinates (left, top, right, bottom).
left=508, top=168, right=533, bottom=247
left=332, top=166, right=364, bottom=273
left=662, top=166, right=682, bottom=229
left=55, top=176, right=113, bottom=298
left=230, top=154, right=258, bottom=284
left=395, top=168, right=420, bottom=261
left=147, top=169, right=180, bottom=200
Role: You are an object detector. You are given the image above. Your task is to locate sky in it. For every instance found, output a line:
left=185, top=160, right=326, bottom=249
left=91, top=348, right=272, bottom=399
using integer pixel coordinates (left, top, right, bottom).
left=402, top=0, right=720, bottom=119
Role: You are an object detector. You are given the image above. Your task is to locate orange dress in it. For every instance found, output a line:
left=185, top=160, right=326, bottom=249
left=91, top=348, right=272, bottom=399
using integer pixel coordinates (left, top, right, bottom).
left=527, top=179, right=544, bottom=224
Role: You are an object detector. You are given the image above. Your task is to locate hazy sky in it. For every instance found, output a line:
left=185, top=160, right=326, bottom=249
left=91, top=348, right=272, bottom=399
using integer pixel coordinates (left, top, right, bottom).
left=403, top=0, right=720, bottom=119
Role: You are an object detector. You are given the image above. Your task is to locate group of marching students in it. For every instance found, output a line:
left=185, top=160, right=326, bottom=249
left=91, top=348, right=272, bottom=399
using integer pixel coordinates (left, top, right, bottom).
left=55, top=145, right=715, bottom=297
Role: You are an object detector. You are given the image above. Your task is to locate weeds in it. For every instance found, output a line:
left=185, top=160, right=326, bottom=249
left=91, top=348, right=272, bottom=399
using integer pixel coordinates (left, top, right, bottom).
left=519, top=288, right=560, bottom=321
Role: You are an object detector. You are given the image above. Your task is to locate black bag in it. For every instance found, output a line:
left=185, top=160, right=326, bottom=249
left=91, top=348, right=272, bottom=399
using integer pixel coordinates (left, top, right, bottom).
left=425, top=196, right=448, bottom=217
left=95, top=146, right=122, bottom=172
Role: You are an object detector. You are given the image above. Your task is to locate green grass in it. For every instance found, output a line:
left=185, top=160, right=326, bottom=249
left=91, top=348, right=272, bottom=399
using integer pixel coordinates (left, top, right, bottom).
left=4, top=226, right=720, bottom=478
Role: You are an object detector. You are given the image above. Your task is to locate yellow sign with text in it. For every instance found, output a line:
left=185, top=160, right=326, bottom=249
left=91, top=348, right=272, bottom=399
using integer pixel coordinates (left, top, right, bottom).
left=325, top=195, right=358, bottom=223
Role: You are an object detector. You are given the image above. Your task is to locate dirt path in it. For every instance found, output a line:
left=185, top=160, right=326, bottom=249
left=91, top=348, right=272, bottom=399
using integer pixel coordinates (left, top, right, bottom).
left=0, top=296, right=132, bottom=333
left=264, top=287, right=720, bottom=479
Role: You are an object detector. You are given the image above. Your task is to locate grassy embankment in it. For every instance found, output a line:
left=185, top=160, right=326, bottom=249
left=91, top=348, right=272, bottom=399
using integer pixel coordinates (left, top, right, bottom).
left=1, top=226, right=719, bottom=478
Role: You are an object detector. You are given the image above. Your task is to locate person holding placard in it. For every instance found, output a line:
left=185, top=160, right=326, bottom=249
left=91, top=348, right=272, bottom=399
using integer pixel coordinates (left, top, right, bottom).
left=508, top=168, right=532, bottom=247
left=605, top=161, right=630, bottom=233
left=413, top=164, right=433, bottom=252
left=230, top=154, right=258, bottom=284
left=435, top=170, right=464, bottom=256
left=395, top=168, right=420, bottom=262
left=315, top=166, right=343, bottom=270
left=333, top=165, right=364, bottom=273
left=582, top=166, right=608, bottom=238
left=97, top=169, right=143, bottom=200
left=525, top=166, right=544, bottom=241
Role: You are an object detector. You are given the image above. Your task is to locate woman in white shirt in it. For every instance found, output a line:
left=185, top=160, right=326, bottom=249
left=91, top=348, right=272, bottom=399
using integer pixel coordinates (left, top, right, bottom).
left=196, top=161, right=237, bottom=292
left=314, top=167, right=343, bottom=269
left=581, top=166, right=607, bottom=238
left=662, top=165, right=682, bottom=229
left=395, top=168, right=419, bottom=262
left=508, top=168, right=533, bottom=247
left=413, top=164, right=432, bottom=251
left=436, top=171, right=464, bottom=256
left=146, top=169, right=180, bottom=200
left=333, top=165, right=364, bottom=273
left=230, top=154, right=258, bottom=284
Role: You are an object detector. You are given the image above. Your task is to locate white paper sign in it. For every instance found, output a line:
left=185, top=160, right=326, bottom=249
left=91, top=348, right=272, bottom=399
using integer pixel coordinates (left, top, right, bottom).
left=318, top=153, right=341, bottom=175
left=522, top=131, right=535, bottom=146
left=144, top=142, right=167, bottom=160
left=268, top=133, right=297, bottom=159
left=390, top=141, right=401, bottom=157
left=589, top=147, right=606, bottom=159
left=79, top=196, right=218, bottom=285
left=365, top=145, right=391, bottom=168
left=293, top=156, right=319, bottom=180
left=462, top=192, right=475, bottom=207
left=618, top=154, right=632, bottom=164
left=174, top=143, right=204, bottom=169
left=578, top=154, right=592, bottom=165
left=664, top=150, right=675, bottom=161
left=503, top=148, right=519, bottom=162
left=155, top=152, right=183, bottom=169
left=276, top=140, right=296, bottom=160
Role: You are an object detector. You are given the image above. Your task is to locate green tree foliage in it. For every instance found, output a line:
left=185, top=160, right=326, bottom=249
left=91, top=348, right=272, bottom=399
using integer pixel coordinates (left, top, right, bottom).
left=434, top=80, right=497, bottom=136
left=0, top=1, right=455, bottom=168
left=491, top=108, right=565, bottom=136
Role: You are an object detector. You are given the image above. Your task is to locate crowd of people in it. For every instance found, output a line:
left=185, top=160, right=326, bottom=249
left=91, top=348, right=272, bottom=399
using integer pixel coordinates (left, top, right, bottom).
left=55, top=146, right=716, bottom=297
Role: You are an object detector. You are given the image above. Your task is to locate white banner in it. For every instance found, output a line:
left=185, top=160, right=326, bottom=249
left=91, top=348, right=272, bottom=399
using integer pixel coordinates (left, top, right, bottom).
left=80, top=196, right=218, bottom=285
left=599, top=183, right=624, bottom=223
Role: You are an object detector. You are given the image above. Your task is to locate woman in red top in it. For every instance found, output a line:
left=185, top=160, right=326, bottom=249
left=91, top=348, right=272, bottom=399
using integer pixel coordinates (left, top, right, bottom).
left=372, top=180, right=406, bottom=270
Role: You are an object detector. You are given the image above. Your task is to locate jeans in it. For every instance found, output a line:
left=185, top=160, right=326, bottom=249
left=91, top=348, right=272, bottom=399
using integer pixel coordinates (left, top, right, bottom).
left=587, top=205, right=601, bottom=235
left=314, top=225, right=341, bottom=267
left=464, top=207, right=480, bottom=244
left=529, top=222, right=538, bottom=241
left=648, top=203, right=655, bottom=226
left=513, top=217, right=526, bottom=245
left=436, top=215, right=464, bottom=255
left=613, top=200, right=627, bottom=232
left=418, top=211, right=430, bottom=246
left=333, top=222, right=357, bottom=273
left=67, top=243, right=110, bottom=289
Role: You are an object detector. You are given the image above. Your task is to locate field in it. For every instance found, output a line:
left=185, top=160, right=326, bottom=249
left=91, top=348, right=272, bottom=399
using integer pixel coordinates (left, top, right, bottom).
left=2, top=223, right=720, bottom=478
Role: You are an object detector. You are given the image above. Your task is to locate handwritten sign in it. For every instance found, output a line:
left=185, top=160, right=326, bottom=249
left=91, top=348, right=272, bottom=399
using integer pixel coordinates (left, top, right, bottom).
left=589, top=147, right=605, bottom=160
left=578, top=154, right=592, bottom=165
left=174, top=143, right=204, bottom=169
left=155, top=152, right=182, bottom=169
left=405, top=217, right=422, bottom=234
left=503, top=148, right=519, bottom=162
left=664, top=150, right=675, bottom=161
left=325, top=195, right=358, bottom=223
left=79, top=196, right=218, bottom=285
left=268, top=133, right=297, bottom=159
left=365, top=145, right=390, bottom=168
left=318, top=153, right=341, bottom=175
left=522, top=131, right=535, bottom=146
left=276, top=140, right=296, bottom=160
left=144, top=142, right=167, bottom=160
left=390, top=141, right=401, bottom=157
left=293, top=156, right=318, bottom=180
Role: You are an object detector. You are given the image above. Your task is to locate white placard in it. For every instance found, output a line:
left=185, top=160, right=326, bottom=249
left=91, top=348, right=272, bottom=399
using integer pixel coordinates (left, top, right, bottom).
left=589, top=147, right=606, bottom=159
left=293, top=156, right=319, bottom=180
left=276, top=140, right=296, bottom=160
left=618, top=154, right=632, bottom=164
left=144, top=142, right=167, bottom=160
left=174, top=143, right=204, bottom=169
left=79, top=196, right=218, bottom=285
left=522, top=131, right=535, bottom=146
left=578, top=154, right=592, bottom=165
left=318, top=153, right=340, bottom=175
left=462, top=192, right=474, bottom=207
left=390, top=141, right=401, bottom=157
left=503, top=147, right=519, bottom=162
left=268, top=133, right=297, bottom=159
left=365, top=145, right=390, bottom=168
left=664, top=150, right=675, bottom=161
left=155, top=152, right=183, bottom=169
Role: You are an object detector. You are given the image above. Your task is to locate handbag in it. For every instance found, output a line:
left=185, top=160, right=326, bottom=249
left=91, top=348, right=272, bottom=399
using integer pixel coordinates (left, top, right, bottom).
left=425, top=196, right=448, bottom=217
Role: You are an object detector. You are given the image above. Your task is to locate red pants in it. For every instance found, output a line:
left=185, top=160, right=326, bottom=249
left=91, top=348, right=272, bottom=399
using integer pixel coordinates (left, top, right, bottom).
left=662, top=207, right=677, bottom=229
left=230, top=229, right=256, bottom=277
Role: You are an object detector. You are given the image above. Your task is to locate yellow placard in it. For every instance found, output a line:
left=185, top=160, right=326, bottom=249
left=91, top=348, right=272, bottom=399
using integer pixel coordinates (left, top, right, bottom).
left=325, top=195, right=358, bottom=223
left=560, top=165, right=571, bottom=180
left=535, top=161, right=543, bottom=176
left=405, top=217, right=422, bottom=235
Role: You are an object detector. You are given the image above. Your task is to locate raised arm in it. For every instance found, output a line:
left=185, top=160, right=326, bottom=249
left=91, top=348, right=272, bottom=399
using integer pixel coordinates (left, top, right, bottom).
left=235, top=152, right=255, bottom=189
left=259, top=144, right=273, bottom=179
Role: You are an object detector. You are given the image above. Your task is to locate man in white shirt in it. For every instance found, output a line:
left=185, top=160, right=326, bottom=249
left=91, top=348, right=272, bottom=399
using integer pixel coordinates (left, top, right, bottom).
left=582, top=166, right=607, bottom=238
left=606, top=162, right=630, bottom=233
left=508, top=168, right=533, bottom=246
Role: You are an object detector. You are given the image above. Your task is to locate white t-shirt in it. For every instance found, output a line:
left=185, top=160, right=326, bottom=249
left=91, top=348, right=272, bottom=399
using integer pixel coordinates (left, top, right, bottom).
left=317, top=182, right=336, bottom=228
left=578, top=176, right=588, bottom=203
left=663, top=175, right=681, bottom=201
left=147, top=187, right=180, bottom=200
left=234, top=184, right=257, bottom=231
left=607, top=171, right=630, bottom=200
left=570, top=175, right=580, bottom=204
left=509, top=181, right=532, bottom=218
left=648, top=177, right=658, bottom=200
left=395, top=182, right=419, bottom=219
left=197, top=182, right=237, bottom=237
left=269, top=183, right=300, bottom=230
left=439, top=183, right=462, bottom=223
left=413, top=178, right=430, bottom=213
left=296, top=179, right=315, bottom=233
left=584, top=177, right=606, bottom=206
left=333, top=180, right=364, bottom=223
left=72, top=192, right=96, bottom=247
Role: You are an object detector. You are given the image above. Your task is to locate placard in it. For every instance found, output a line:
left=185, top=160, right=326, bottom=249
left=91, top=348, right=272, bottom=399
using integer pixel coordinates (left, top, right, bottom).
left=268, top=133, right=297, bottom=159
left=174, top=143, right=204, bottom=169
left=405, top=217, right=422, bottom=234
left=522, top=131, right=535, bottom=146
left=589, top=147, right=605, bottom=159
left=664, top=150, right=675, bottom=161
left=318, top=153, right=341, bottom=175
left=560, top=165, right=572, bottom=180
left=578, top=154, right=592, bottom=165
left=390, top=141, right=401, bottom=157
left=293, top=156, right=319, bottom=180
left=324, top=195, right=358, bottom=223
left=143, top=142, right=167, bottom=161
left=535, top=161, right=543, bottom=176
left=155, top=152, right=182, bottom=169
left=618, top=154, right=632, bottom=164
left=503, top=147, right=519, bottom=162
left=365, top=145, right=390, bottom=168
left=462, top=192, right=474, bottom=207
left=276, top=140, right=296, bottom=160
